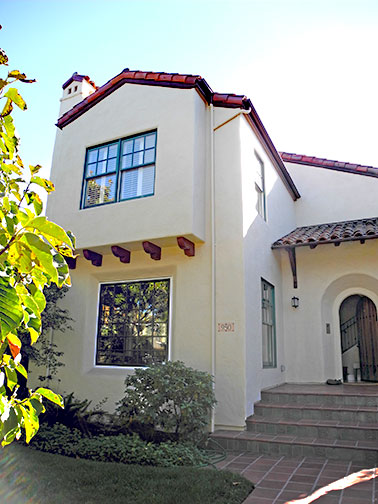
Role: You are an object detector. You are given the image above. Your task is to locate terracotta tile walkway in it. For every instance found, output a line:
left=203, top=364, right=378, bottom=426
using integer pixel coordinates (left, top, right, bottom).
left=216, top=452, right=378, bottom=503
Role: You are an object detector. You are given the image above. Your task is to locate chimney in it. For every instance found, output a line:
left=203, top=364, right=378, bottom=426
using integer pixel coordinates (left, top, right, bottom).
left=59, top=72, right=97, bottom=116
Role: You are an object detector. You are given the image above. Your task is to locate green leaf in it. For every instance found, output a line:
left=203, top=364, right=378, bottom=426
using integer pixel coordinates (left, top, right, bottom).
left=0, top=278, right=23, bottom=337
left=4, top=87, right=27, bottom=111
left=32, top=193, right=43, bottom=215
left=19, top=404, right=39, bottom=444
left=28, top=216, right=72, bottom=248
left=4, top=366, right=17, bottom=391
left=30, top=176, right=54, bottom=193
left=15, top=362, right=27, bottom=379
left=29, top=164, right=41, bottom=175
left=35, top=387, right=64, bottom=408
left=3, top=115, right=15, bottom=138
left=5, top=215, right=14, bottom=234
left=22, top=232, right=58, bottom=283
left=1, top=98, right=13, bottom=118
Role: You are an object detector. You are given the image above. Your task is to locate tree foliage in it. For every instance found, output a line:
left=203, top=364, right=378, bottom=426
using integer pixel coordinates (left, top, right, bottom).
left=0, top=38, right=74, bottom=445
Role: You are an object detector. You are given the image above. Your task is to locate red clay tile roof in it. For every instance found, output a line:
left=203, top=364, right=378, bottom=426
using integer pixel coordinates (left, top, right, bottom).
left=272, top=217, right=378, bottom=249
left=280, top=152, right=378, bottom=179
left=62, top=72, right=97, bottom=90
left=56, top=68, right=300, bottom=201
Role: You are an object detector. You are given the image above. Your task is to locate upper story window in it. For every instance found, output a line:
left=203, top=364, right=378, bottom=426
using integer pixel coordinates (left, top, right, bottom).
left=82, top=130, right=157, bottom=208
left=255, top=151, right=266, bottom=220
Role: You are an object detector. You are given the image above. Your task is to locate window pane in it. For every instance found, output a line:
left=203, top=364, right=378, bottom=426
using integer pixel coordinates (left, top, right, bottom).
left=96, top=279, right=170, bottom=366
left=145, top=134, right=156, bottom=149
left=120, top=169, right=138, bottom=200
left=108, top=144, right=118, bottom=158
left=97, top=160, right=107, bottom=174
left=141, top=165, right=155, bottom=196
left=84, top=174, right=116, bottom=207
left=122, top=154, right=132, bottom=169
left=144, top=148, right=155, bottom=164
left=133, top=151, right=144, bottom=166
left=88, top=150, right=98, bottom=163
left=98, top=147, right=108, bottom=161
left=86, top=163, right=97, bottom=177
left=106, top=158, right=117, bottom=173
left=122, top=140, right=133, bottom=154
left=134, top=137, right=145, bottom=152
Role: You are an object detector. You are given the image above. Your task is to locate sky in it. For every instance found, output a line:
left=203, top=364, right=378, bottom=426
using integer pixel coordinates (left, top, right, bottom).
left=2, top=0, right=378, bottom=180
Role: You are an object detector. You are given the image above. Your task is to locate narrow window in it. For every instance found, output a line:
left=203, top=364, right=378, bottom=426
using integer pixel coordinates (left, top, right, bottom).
left=261, top=279, right=276, bottom=368
left=96, top=279, right=170, bottom=367
left=255, top=152, right=266, bottom=220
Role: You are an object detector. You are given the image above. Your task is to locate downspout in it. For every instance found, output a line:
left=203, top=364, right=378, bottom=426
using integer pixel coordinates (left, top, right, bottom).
left=210, top=103, right=216, bottom=432
left=210, top=106, right=251, bottom=432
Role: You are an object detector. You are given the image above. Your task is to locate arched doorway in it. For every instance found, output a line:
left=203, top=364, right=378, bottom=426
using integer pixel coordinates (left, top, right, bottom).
left=339, top=295, right=378, bottom=382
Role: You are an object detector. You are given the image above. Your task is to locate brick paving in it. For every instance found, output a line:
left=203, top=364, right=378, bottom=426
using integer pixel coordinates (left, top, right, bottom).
left=216, top=451, right=378, bottom=503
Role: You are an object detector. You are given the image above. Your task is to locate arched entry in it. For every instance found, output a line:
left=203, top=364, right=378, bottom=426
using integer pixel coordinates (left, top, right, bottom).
left=339, top=295, right=378, bottom=382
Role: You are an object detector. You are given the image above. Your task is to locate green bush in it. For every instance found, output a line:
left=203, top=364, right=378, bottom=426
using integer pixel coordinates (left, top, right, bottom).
left=29, top=423, right=209, bottom=467
left=116, top=361, right=216, bottom=442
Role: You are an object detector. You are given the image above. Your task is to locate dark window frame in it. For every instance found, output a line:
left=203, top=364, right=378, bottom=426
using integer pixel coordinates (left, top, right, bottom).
left=81, top=130, right=157, bottom=209
left=95, top=278, right=171, bottom=368
left=261, top=278, right=277, bottom=368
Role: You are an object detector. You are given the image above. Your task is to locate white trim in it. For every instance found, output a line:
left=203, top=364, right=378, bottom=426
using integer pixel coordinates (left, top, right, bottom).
left=93, top=276, right=173, bottom=370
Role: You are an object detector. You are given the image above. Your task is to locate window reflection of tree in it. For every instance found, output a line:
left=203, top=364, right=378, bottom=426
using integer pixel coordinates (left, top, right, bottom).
left=96, top=280, right=169, bottom=366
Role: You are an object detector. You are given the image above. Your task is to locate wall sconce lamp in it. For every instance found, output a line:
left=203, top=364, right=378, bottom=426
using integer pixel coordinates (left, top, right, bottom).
left=291, top=296, right=299, bottom=308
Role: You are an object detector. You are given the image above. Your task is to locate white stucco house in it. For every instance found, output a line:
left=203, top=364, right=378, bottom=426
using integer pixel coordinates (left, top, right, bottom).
left=39, top=68, right=378, bottom=430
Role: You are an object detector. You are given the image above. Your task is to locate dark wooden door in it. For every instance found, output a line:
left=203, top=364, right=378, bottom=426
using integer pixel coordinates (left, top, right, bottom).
left=357, top=297, right=378, bottom=381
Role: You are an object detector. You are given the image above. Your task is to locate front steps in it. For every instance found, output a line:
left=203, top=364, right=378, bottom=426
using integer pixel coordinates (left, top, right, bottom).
left=211, top=383, right=378, bottom=464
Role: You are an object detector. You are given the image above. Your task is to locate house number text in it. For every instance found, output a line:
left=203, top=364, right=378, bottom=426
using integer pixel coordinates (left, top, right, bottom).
left=217, top=322, right=235, bottom=333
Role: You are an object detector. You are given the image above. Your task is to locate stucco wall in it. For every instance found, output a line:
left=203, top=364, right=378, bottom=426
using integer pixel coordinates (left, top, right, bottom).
left=281, top=240, right=378, bottom=383
left=240, top=118, right=296, bottom=417
left=284, top=162, right=378, bottom=226
left=48, top=84, right=206, bottom=250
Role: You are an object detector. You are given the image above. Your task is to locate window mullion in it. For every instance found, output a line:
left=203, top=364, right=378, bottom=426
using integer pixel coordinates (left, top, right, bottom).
left=115, top=138, right=122, bottom=202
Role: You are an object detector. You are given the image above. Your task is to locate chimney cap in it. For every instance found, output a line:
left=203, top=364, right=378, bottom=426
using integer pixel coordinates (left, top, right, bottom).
left=62, top=72, right=97, bottom=90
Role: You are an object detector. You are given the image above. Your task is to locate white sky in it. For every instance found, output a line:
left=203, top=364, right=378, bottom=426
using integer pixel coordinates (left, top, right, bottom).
left=2, top=0, right=378, bottom=179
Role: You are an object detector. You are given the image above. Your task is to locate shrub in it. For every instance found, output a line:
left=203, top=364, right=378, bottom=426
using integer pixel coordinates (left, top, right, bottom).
left=40, top=392, right=110, bottom=436
left=116, top=361, right=216, bottom=442
left=29, top=424, right=209, bottom=467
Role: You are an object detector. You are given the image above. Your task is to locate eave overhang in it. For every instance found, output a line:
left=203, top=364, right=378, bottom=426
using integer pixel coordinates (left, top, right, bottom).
left=272, top=217, right=378, bottom=288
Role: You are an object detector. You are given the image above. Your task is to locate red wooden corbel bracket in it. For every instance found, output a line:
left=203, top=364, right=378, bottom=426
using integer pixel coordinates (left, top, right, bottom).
left=65, top=256, right=77, bottom=270
left=111, top=246, right=131, bottom=264
left=83, top=249, right=102, bottom=267
left=143, top=241, right=161, bottom=260
left=177, top=237, right=195, bottom=257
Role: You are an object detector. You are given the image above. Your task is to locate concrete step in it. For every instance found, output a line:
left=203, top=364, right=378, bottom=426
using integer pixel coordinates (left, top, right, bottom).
left=247, top=416, right=378, bottom=441
left=254, top=401, right=378, bottom=423
left=211, top=429, right=378, bottom=464
left=261, top=384, right=378, bottom=408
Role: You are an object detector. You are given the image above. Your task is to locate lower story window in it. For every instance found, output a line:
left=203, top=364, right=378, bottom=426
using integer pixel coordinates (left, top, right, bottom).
left=96, top=279, right=170, bottom=367
left=261, top=279, right=276, bottom=368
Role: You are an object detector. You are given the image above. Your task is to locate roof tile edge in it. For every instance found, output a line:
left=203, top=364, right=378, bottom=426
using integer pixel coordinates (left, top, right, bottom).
left=280, top=152, right=378, bottom=179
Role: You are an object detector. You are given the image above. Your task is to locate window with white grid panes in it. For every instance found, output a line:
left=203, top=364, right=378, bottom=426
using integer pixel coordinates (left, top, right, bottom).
left=261, top=279, right=276, bottom=368
left=82, top=131, right=157, bottom=208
